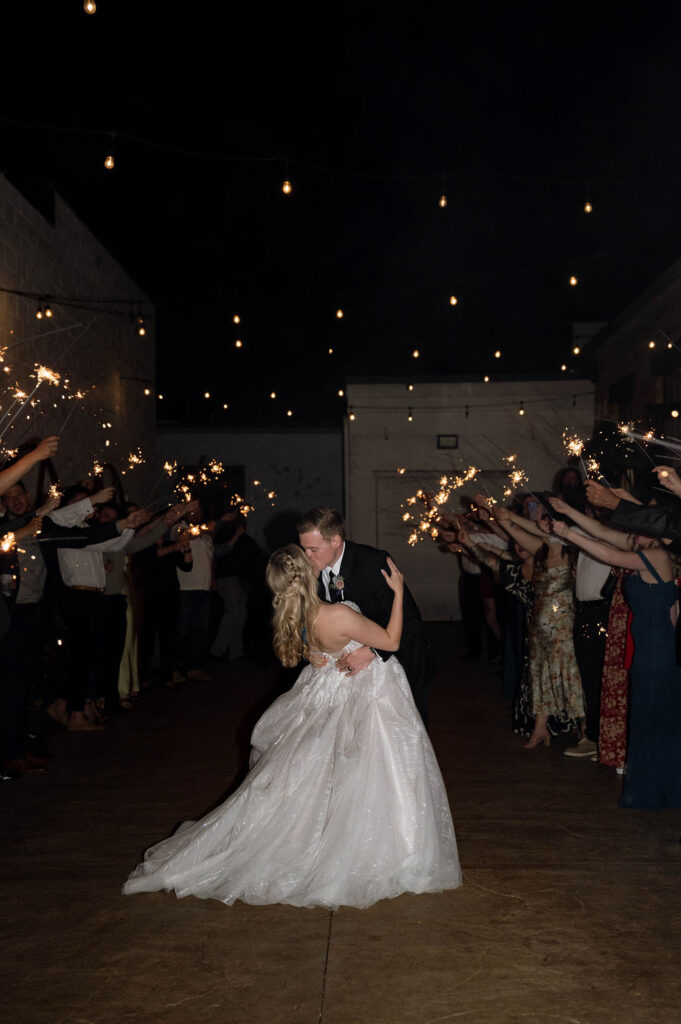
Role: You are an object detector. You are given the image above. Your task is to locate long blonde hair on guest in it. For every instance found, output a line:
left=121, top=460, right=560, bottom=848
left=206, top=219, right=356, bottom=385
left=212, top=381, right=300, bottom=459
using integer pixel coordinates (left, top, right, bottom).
left=266, top=544, right=322, bottom=668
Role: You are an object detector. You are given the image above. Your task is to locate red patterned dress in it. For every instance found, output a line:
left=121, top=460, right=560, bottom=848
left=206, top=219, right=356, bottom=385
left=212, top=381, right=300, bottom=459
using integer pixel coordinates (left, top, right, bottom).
left=597, top=572, right=631, bottom=769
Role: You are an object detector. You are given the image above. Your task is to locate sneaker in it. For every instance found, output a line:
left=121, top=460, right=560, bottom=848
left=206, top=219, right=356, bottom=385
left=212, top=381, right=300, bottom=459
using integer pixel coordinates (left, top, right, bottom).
left=564, top=737, right=598, bottom=758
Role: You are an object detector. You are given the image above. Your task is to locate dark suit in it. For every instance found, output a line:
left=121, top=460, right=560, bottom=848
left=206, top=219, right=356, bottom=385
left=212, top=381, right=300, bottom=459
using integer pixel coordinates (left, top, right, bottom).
left=319, top=540, right=436, bottom=726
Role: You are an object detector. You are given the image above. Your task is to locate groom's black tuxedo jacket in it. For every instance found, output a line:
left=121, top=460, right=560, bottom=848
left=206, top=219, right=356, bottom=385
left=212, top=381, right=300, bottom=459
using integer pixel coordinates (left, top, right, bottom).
left=318, top=540, right=436, bottom=725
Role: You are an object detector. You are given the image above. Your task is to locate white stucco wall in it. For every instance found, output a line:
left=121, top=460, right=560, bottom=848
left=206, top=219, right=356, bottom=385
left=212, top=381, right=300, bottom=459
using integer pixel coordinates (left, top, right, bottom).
left=344, top=378, right=595, bottom=620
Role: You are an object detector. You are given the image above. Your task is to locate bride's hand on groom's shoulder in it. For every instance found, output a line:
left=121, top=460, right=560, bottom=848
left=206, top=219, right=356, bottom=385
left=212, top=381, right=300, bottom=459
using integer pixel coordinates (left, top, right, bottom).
left=381, top=556, right=404, bottom=594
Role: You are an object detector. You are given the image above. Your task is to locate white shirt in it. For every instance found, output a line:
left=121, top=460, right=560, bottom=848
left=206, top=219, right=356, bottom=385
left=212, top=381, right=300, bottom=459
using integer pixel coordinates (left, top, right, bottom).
left=57, top=530, right=133, bottom=589
left=461, top=530, right=508, bottom=575
left=172, top=523, right=213, bottom=591
left=322, top=543, right=345, bottom=601
left=16, top=498, right=105, bottom=603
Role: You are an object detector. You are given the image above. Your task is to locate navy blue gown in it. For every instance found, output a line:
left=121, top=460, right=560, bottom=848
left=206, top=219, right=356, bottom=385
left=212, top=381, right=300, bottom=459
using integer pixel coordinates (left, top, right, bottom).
left=621, top=552, right=681, bottom=809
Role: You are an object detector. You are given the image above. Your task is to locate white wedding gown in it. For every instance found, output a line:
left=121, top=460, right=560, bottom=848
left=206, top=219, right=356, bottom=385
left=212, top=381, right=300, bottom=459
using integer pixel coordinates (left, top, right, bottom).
left=123, top=639, right=461, bottom=909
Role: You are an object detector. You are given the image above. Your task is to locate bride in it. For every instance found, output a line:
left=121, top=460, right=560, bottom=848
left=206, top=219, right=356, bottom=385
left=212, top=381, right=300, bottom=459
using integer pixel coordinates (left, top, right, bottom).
left=123, top=544, right=461, bottom=909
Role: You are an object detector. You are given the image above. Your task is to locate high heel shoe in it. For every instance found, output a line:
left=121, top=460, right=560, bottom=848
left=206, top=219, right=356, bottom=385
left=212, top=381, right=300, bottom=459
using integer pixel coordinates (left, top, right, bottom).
left=523, top=731, right=550, bottom=749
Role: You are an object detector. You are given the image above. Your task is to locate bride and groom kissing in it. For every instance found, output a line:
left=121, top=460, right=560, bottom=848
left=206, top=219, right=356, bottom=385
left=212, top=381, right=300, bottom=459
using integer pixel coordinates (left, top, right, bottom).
left=122, top=505, right=460, bottom=909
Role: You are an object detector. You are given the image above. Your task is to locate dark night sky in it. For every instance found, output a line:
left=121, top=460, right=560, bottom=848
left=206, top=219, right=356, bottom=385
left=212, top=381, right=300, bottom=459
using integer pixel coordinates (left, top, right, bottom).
left=3, top=2, right=681, bottom=423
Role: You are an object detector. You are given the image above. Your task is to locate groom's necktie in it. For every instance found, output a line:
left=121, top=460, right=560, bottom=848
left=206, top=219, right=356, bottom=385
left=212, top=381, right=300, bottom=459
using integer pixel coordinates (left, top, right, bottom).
left=327, top=570, right=342, bottom=603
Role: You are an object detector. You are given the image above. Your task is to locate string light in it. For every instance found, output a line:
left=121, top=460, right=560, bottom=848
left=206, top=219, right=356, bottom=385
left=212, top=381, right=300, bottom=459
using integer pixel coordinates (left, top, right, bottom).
left=648, top=340, right=655, bottom=349
left=449, top=295, right=458, bottom=306
left=143, top=388, right=151, bottom=396
left=204, top=391, right=210, bottom=399
left=44, top=303, right=53, bottom=318
left=337, top=389, right=344, bottom=397
left=328, top=347, right=334, bottom=355
left=518, top=402, right=525, bottom=416
left=349, top=412, right=356, bottom=421
left=438, top=173, right=447, bottom=208
left=573, top=346, right=580, bottom=355
left=269, top=391, right=277, bottom=399
left=672, top=410, right=679, bottom=419
left=335, top=308, right=344, bottom=319
left=286, top=409, right=293, bottom=417
left=282, top=179, right=292, bottom=195
left=136, top=318, right=146, bottom=336
left=412, top=349, right=420, bottom=359
left=158, top=394, right=164, bottom=400
left=584, top=201, right=592, bottom=213
left=235, top=339, right=243, bottom=348
left=104, top=153, right=115, bottom=170
left=233, top=314, right=240, bottom=324
left=494, top=350, right=501, bottom=359
left=223, top=403, right=229, bottom=410
left=84, top=0, right=96, bottom=12
left=407, top=384, right=414, bottom=391
left=561, top=363, right=567, bottom=371
left=483, top=375, right=490, bottom=382
left=35, top=307, right=43, bottom=320
left=569, top=275, right=578, bottom=286
left=407, top=408, right=413, bottom=422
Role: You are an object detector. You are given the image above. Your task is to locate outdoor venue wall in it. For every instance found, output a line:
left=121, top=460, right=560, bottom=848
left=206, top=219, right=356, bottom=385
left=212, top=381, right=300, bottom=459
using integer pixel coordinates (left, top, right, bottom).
left=0, top=175, right=156, bottom=498
left=344, top=379, right=595, bottom=621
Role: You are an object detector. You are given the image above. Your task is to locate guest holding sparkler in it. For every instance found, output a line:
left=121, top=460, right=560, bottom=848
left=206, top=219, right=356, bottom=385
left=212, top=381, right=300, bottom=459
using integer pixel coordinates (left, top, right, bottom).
left=493, top=499, right=585, bottom=749
left=550, top=514, right=681, bottom=808
left=171, top=503, right=215, bottom=683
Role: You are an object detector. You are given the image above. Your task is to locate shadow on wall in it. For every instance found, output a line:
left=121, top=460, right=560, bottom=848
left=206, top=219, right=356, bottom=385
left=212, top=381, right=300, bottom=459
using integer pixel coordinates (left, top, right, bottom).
left=263, top=510, right=304, bottom=553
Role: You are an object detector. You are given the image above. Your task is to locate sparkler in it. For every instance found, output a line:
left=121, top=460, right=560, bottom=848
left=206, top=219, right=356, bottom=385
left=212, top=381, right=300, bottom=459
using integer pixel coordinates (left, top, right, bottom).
left=128, top=447, right=145, bottom=469
left=0, top=532, right=15, bottom=553
left=402, top=467, right=479, bottom=546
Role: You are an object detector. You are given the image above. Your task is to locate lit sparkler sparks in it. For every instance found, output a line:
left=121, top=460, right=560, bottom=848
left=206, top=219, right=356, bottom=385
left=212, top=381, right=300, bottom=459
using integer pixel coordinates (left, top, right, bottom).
left=562, top=431, right=585, bottom=458
left=403, top=466, right=478, bottom=545
left=48, top=483, right=63, bottom=501
left=128, top=448, right=145, bottom=468
left=35, top=365, right=61, bottom=386
left=92, top=461, right=104, bottom=477
left=1, top=532, right=16, bottom=552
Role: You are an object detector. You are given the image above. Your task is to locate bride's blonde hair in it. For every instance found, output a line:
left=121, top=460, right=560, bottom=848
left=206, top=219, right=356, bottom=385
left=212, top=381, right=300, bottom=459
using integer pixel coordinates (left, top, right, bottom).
left=266, top=544, right=322, bottom=667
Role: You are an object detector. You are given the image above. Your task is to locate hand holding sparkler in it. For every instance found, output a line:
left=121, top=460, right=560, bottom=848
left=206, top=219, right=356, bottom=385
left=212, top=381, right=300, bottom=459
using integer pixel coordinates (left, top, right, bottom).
left=653, top=465, right=681, bottom=497
left=35, top=495, right=61, bottom=517
left=550, top=520, right=570, bottom=540
left=91, top=486, right=116, bottom=506
left=585, top=480, right=620, bottom=510
left=119, top=509, right=151, bottom=531
left=14, top=518, right=42, bottom=542
left=33, top=436, right=60, bottom=461
left=548, top=496, right=569, bottom=515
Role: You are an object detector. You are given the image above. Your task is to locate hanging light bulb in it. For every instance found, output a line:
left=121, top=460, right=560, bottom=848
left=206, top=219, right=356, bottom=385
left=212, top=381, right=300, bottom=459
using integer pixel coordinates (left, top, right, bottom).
left=648, top=340, right=656, bottom=349
left=286, top=409, right=293, bottom=417
left=235, top=339, right=243, bottom=348
left=573, top=346, right=581, bottom=355
left=438, top=172, right=447, bottom=208
left=407, top=408, right=413, bottom=422
left=336, top=308, right=343, bottom=319
left=569, top=275, right=578, bottom=286
left=35, top=307, right=43, bottom=320
left=143, top=388, right=151, bottom=396
left=349, top=412, right=356, bottom=421
left=44, top=302, right=53, bottom=318
left=483, top=375, right=490, bottom=383
left=84, top=0, right=96, bottom=12
left=136, top=318, right=146, bottom=336
left=157, top=394, right=164, bottom=400
left=560, top=364, right=567, bottom=371
left=104, top=153, right=115, bottom=170
left=671, top=409, right=679, bottom=418
left=668, top=342, right=673, bottom=349
left=518, top=402, right=525, bottom=416
left=233, top=314, right=240, bottom=324
left=223, top=403, right=229, bottom=410
left=494, top=350, right=501, bottom=359
left=449, top=295, right=458, bottom=306
left=204, top=392, right=210, bottom=399
left=282, top=179, right=292, bottom=195
left=407, top=384, right=414, bottom=392
left=269, top=391, right=277, bottom=399
left=337, top=389, right=344, bottom=397
left=412, top=349, right=420, bottom=359
left=584, top=201, right=592, bottom=213
left=328, top=347, right=334, bottom=355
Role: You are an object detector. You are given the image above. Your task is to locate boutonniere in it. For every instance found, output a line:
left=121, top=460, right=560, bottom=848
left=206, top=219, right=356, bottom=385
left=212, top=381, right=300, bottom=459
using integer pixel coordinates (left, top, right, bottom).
left=332, top=575, right=345, bottom=594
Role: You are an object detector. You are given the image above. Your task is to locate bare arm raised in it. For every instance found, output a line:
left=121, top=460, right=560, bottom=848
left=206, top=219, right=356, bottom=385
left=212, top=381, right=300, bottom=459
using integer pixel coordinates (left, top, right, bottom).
left=312, top=557, right=404, bottom=660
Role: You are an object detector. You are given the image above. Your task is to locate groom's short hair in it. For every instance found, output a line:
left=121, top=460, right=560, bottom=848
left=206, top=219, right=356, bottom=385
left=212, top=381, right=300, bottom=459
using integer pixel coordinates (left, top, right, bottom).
left=297, top=506, right=345, bottom=541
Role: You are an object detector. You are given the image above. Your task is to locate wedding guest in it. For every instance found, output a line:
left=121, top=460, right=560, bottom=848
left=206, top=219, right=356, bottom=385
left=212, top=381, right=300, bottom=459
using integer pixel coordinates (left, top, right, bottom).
left=210, top=507, right=263, bottom=662
left=171, top=505, right=215, bottom=683
left=494, top=500, right=584, bottom=749
left=552, top=518, right=681, bottom=808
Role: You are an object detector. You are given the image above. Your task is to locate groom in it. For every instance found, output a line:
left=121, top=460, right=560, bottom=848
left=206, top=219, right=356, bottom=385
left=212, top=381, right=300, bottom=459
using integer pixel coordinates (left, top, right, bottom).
left=297, top=506, right=436, bottom=726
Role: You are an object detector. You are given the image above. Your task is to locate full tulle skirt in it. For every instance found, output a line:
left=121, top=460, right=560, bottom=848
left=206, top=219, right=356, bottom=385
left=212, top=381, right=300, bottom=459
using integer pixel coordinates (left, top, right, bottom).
left=123, top=653, right=461, bottom=909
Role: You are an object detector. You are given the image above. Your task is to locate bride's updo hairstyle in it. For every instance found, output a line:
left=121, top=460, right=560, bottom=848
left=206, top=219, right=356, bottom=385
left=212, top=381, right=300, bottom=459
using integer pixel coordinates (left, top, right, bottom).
left=266, top=544, right=322, bottom=668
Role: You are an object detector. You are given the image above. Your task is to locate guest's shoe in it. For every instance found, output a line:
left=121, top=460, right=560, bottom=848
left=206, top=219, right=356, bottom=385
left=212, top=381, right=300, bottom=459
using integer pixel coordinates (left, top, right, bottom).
left=3, top=758, right=46, bottom=775
left=187, top=669, right=213, bottom=681
left=523, top=732, right=551, bottom=749
left=45, top=701, right=69, bottom=727
left=67, top=714, right=105, bottom=732
left=171, top=670, right=186, bottom=685
left=564, top=737, right=598, bottom=758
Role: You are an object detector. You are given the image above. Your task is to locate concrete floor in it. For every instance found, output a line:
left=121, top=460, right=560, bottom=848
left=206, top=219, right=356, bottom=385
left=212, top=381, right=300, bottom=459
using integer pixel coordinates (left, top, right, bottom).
left=3, top=623, right=681, bottom=1024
